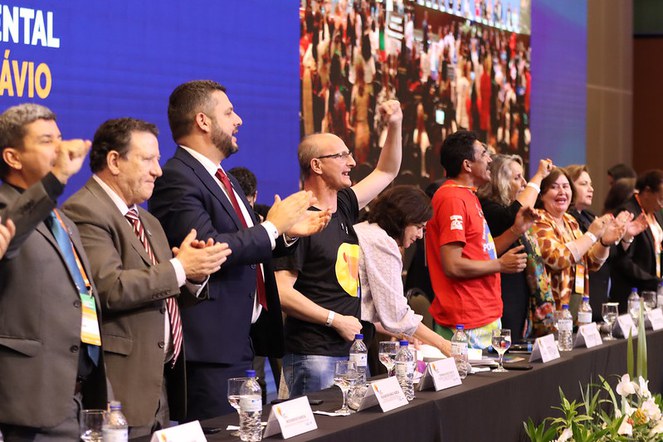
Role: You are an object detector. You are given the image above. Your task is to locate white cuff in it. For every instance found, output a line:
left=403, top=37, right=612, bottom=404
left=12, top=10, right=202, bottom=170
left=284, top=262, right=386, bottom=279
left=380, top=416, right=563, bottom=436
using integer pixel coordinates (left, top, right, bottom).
left=261, top=221, right=278, bottom=250
left=170, top=258, right=186, bottom=286
left=585, top=232, right=598, bottom=244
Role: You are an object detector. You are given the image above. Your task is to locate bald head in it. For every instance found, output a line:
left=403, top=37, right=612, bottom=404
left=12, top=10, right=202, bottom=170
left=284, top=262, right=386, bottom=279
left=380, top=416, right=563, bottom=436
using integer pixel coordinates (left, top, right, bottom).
left=298, top=133, right=342, bottom=178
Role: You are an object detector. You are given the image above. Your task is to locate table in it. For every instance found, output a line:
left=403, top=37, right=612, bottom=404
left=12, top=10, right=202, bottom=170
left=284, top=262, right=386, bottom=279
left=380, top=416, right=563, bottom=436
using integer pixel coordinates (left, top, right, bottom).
left=138, top=329, right=663, bottom=442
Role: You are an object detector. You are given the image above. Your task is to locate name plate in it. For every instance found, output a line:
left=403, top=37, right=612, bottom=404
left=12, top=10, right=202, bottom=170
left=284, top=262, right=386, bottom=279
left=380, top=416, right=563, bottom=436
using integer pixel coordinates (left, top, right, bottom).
left=529, top=334, right=560, bottom=363
left=574, top=323, right=603, bottom=348
left=647, top=308, right=663, bottom=331
left=615, top=314, right=638, bottom=338
left=151, top=421, right=206, bottom=442
left=371, top=376, right=409, bottom=412
left=263, top=396, right=317, bottom=439
left=418, top=358, right=462, bottom=392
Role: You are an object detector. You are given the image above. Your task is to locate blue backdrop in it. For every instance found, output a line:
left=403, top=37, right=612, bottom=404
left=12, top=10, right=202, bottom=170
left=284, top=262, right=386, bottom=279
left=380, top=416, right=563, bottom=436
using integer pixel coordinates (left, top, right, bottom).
left=0, top=0, right=585, bottom=202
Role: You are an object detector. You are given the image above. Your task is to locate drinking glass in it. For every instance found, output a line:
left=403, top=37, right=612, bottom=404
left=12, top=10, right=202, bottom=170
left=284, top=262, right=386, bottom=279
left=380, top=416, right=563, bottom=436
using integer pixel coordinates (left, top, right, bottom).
left=333, top=361, right=358, bottom=416
left=602, top=302, right=619, bottom=340
left=228, top=377, right=248, bottom=436
left=378, top=341, right=399, bottom=376
left=490, top=329, right=511, bottom=373
left=80, top=409, right=105, bottom=442
left=642, top=291, right=656, bottom=313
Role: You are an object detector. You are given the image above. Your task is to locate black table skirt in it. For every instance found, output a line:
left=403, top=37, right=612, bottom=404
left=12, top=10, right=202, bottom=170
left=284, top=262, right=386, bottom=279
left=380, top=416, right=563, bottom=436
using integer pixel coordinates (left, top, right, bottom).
left=136, top=329, right=663, bottom=442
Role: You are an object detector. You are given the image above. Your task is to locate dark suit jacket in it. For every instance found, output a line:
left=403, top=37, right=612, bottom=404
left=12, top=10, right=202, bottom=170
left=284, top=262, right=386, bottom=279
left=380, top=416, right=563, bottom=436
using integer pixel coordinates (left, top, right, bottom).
left=63, top=178, right=198, bottom=425
left=149, top=147, right=287, bottom=364
left=0, top=180, right=107, bottom=428
left=610, top=196, right=663, bottom=311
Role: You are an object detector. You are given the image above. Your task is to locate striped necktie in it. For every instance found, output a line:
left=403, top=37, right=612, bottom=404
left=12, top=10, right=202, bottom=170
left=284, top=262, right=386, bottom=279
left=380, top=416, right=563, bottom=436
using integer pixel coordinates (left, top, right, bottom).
left=125, top=208, right=183, bottom=365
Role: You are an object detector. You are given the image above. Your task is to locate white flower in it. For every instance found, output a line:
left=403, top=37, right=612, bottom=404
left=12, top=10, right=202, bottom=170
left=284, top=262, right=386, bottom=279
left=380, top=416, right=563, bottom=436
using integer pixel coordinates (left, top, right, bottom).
left=555, top=427, right=572, bottom=442
left=642, top=398, right=662, bottom=421
left=616, top=374, right=637, bottom=396
left=636, top=376, right=651, bottom=399
left=618, top=418, right=633, bottom=436
left=652, top=420, right=663, bottom=435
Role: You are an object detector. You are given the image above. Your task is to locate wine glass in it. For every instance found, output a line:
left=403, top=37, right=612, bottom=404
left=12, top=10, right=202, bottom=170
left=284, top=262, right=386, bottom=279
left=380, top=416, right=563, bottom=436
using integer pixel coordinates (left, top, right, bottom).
left=602, top=302, right=619, bottom=340
left=333, top=361, right=358, bottom=416
left=642, top=291, right=656, bottom=313
left=228, top=377, right=248, bottom=436
left=378, top=341, right=399, bottom=376
left=491, top=329, right=511, bottom=373
left=80, top=409, right=105, bottom=442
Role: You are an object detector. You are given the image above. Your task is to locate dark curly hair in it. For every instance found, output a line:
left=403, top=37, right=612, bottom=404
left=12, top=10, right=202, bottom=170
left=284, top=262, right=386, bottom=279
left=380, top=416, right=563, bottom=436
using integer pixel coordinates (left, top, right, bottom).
left=366, top=185, right=432, bottom=242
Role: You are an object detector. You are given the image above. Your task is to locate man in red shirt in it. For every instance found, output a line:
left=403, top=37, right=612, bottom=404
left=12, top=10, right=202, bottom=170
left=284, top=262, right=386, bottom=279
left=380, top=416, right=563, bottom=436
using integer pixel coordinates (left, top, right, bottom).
left=426, top=131, right=533, bottom=348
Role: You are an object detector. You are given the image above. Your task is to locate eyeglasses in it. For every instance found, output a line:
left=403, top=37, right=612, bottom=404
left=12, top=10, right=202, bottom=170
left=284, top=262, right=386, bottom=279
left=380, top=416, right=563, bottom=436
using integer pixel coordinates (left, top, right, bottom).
left=316, top=151, right=353, bottom=160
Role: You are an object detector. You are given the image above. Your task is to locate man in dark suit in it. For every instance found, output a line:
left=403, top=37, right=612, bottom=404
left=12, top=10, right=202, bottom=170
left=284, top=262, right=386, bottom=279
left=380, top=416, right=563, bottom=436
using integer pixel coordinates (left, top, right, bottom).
left=0, top=103, right=108, bottom=440
left=62, top=118, right=231, bottom=436
left=611, top=169, right=663, bottom=312
left=150, top=80, right=329, bottom=419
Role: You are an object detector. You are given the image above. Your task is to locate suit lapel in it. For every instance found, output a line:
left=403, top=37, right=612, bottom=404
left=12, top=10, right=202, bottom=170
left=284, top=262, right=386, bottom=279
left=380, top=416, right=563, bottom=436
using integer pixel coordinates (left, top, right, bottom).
left=174, top=147, right=247, bottom=230
left=85, top=179, right=155, bottom=266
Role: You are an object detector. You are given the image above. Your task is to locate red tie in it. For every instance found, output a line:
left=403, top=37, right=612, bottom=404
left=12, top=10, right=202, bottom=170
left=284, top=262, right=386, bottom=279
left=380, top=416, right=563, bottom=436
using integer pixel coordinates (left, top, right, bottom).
left=125, top=208, right=183, bottom=365
left=215, top=168, right=268, bottom=310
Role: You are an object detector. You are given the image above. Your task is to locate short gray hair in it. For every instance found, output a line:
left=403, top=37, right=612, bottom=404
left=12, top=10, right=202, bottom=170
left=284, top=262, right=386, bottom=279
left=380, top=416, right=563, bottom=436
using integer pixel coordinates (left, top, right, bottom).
left=0, top=103, right=56, bottom=179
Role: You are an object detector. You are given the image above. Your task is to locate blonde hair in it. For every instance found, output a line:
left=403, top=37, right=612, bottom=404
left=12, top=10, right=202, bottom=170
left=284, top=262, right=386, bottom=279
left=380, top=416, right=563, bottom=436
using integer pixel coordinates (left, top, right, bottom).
left=477, top=154, right=523, bottom=206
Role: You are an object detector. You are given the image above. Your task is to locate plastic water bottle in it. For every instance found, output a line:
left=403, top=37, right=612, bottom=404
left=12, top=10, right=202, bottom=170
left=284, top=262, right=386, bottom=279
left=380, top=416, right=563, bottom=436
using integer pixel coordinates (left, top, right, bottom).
left=577, top=296, right=593, bottom=328
left=657, top=282, right=663, bottom=310
left=394, top=340, right=415, bottom=401
left=239, top=369, right=263, bottom=442
left=557, top=304, right=573, bottom=351
left=628, top=288, right=640, bottom=326
left=450, top=324, right=469, bottom=379
left=102, top=401, right=128, bottom=442
left=349, top=333, right=368, bottom=384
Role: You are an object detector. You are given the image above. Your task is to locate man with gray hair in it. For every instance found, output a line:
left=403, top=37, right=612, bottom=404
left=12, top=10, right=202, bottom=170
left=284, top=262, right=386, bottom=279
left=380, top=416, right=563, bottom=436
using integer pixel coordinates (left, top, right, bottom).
left=0, top=103, right=108, bottom=439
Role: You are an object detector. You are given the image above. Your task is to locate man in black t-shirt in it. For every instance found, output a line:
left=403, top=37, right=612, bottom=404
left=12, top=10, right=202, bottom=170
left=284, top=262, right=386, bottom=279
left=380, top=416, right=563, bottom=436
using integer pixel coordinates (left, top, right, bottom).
left=274, top=100, right=403, bottom=396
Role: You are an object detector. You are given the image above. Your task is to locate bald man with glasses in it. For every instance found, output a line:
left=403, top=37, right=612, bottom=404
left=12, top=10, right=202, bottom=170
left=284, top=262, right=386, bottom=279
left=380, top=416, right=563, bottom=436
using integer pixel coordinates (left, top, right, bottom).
left=274, top=100, right=403, bottom=397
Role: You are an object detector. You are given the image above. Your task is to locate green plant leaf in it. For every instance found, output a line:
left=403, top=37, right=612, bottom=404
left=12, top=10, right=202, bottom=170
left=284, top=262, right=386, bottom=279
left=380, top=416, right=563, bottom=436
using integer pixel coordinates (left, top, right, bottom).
left=637, top=298, right=648, bottom=380
left=627, top=328, right=634, bottom=378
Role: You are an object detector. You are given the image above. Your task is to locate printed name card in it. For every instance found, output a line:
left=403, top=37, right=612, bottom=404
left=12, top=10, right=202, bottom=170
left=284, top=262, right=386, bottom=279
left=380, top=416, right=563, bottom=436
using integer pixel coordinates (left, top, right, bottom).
left=151, top=421, right=206, bottom=442
left=574, top=323, right=603, bottom=348
left=615, top=314, right=638, bottom=338
left=263, top=396, right=317, bottom=439
left=529, top=334, right=560, bottom=363
left=371, top=376, right=409, bottom=412
left=647, top=308, right=663, bottom=331
left=418, top=358, right=462, bottom=392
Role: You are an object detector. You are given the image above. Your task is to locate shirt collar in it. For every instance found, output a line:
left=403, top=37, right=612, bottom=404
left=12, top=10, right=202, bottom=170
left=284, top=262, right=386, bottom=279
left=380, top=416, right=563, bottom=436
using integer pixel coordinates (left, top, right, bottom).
left=180, top=145, right=224, bottom=178
left=92, top=175, right=136, bottom=216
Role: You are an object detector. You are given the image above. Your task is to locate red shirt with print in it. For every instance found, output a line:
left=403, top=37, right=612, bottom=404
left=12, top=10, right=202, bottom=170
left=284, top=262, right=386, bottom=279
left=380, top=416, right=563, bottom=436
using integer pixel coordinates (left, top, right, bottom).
left=425, top=181, right=502, bottom=329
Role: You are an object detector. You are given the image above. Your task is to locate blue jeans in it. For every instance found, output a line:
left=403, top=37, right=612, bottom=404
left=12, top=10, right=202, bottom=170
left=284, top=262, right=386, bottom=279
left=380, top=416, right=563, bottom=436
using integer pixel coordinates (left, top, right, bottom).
left=282, top=353, right=348, bottom=397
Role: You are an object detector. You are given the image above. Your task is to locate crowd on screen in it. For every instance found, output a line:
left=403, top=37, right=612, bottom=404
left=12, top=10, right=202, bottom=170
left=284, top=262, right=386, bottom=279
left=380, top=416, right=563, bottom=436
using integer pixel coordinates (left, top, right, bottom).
left=300, top=0, right=531, bottom=189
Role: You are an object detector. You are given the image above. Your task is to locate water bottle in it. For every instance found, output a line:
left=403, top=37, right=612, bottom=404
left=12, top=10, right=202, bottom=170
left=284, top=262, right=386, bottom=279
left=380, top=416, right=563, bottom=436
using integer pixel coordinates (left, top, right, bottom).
left=239, top=370, right=263, bottom=442
left=349, top=333, right=368, bottom=384
left=102, top=401, right=128, bottom=442
left=577, top=296, right=593, bottom=328
left=557, top=304, right=573, bottom=352
left=657, top=281, right=663, bottom=309
left=394, top=340, right=415, bottom=401
left=450, top=324, right=469, bottom=379
left=628, top=288, right=640, bottom=326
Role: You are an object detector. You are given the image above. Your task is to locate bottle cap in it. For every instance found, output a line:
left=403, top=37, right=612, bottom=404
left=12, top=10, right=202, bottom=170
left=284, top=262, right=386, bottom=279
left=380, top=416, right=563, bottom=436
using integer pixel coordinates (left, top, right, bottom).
left=109, top=400, right=122, bottom=410
left=245, top=369, right=256, bottom=377
left=562, top=304, right=569, bottom=310
left=632, top=287, right=638, bottom=292
left=399, top=340, right=409, bottom=346
left=455, top=324, right=464, bottom=330
left=355, top=334, right=364, bottom=340
left=582, top=296, right=589, bottom=302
